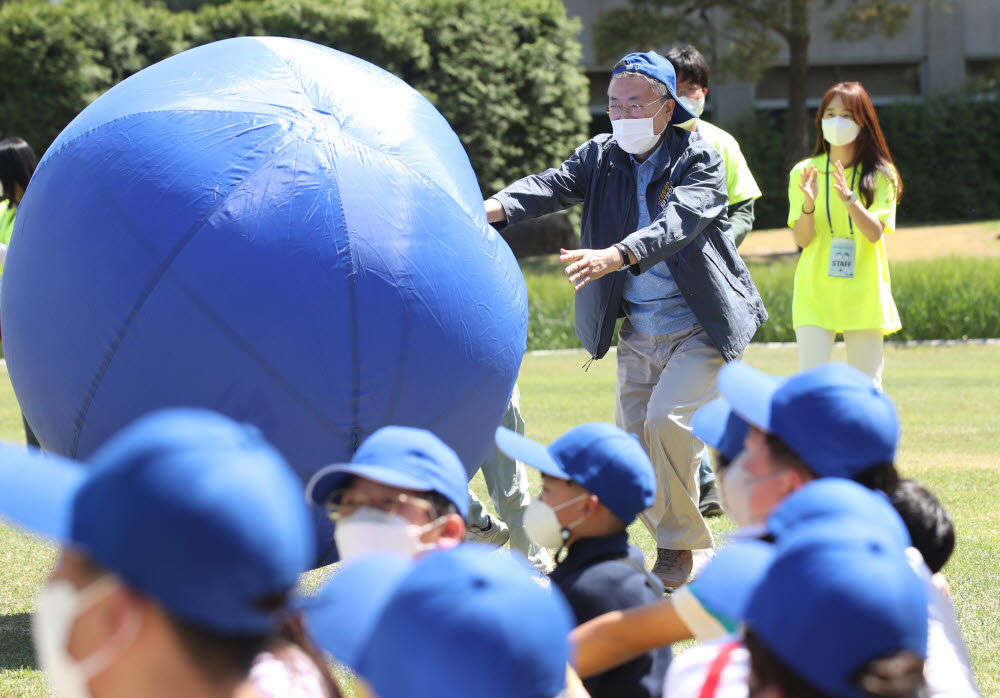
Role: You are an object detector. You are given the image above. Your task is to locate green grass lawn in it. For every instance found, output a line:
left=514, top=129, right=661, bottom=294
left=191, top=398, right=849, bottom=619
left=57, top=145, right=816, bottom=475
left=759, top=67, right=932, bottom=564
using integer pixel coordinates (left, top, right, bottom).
left=1, top=344, right=998, bottom=695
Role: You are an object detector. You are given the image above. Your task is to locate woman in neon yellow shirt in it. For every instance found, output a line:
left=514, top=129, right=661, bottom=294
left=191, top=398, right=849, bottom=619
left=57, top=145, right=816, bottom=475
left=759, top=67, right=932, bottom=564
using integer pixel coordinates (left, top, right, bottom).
left=788, top=82, right=903, bottom=388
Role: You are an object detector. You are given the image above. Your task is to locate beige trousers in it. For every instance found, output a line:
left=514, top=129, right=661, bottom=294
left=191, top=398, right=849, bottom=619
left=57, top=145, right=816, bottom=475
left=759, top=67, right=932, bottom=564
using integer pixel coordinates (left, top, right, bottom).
left=795, top=325, right=885, bottom=389
left=615, top=320, right=724, bottom=551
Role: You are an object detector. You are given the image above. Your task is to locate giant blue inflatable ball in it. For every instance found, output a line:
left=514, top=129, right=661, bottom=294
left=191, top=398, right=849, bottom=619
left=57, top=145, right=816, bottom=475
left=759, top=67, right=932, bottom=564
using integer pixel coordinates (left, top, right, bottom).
left=2, top=37, right=527, bottom=557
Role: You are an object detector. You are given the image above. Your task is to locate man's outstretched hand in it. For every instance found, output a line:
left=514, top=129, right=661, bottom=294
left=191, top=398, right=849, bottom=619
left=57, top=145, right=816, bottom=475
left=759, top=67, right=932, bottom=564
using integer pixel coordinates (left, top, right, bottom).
left=560, top=247, right=624, bottom=291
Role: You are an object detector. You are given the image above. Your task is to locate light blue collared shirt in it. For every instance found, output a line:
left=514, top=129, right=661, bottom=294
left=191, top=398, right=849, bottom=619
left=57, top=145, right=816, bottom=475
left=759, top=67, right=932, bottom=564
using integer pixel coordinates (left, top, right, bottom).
left=622, top=139, right=696, bottom=335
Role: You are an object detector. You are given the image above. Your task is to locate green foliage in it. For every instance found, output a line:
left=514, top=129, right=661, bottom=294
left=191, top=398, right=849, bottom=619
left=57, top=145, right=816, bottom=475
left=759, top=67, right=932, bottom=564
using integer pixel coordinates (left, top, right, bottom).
left=724, top=109, right=791, bottom=230
left=0, top=1, right=105, bottom=151
left=188, top=0, right=429, bottom=81
left=592, top=0, right=913, bottom=82
left=0, top=0, right=588, bottom=194
left=591, top=0, right=915, bottom=183
left=722, top=92, right=1000, bottom=229
left=410, top=0, right=590, bottom=194
left=520, top=254, right=1000, bottom=350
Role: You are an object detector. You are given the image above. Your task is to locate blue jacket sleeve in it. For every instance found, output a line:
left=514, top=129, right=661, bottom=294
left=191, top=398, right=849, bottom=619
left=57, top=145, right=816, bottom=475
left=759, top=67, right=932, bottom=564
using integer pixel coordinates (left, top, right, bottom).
left=489, top=139, right=595, bottom=229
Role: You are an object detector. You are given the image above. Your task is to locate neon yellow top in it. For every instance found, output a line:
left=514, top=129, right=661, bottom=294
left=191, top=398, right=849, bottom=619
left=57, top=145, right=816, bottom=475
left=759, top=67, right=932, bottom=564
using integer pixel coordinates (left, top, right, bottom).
left=0, top=200, right=13, bottom=246
left=684, top=120, right=762, bottom=204
left=0, top=200, right=15, bottom=276
left=787, top=155, right=900, bottom=334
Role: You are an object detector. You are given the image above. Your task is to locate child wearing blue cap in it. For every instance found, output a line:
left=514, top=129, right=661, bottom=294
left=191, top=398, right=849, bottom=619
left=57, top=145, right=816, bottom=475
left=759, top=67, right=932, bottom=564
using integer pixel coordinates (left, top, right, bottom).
left=744, top=529, right=928, bottom=698
left=305, top=425, right=468, bottom=561
left=303, top=545, right=577, bottom=698
left=496, top=422, right=670, bottom=698
left=0, top=408, right=338, bottom=698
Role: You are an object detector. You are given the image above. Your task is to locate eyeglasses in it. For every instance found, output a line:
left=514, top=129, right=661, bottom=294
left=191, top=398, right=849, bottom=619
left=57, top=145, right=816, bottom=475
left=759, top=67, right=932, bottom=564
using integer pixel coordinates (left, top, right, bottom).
left=606, top=97, right=665, bottom=119
left=323, top=487, right=435, bottom=521
left=675, top=84, right=705, bottom=98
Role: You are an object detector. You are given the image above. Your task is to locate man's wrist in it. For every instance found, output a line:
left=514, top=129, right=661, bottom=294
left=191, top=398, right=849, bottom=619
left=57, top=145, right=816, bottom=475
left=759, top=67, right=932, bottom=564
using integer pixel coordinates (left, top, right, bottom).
left=801, top=204, right=815, bottom=215
left=615, top=243, right=632, bottom=270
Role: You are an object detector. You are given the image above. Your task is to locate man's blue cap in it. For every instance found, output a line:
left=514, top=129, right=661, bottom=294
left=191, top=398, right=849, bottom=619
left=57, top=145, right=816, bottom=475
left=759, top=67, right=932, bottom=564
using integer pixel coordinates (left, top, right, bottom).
left=612, top=50, right=697, bottom=124
left=767, top=478, right=911, bottom=551
left=334, top=545, right=573, bottom=698
left=746, top=530, right=928, bottom=698
left=691, top=398, right=748, bottom=463
left=495, top=422, right=655, bottom=523
left=305, top=426, right=469, bottom=519
left=300, top=552, right=411, bottom=669
left=0, top=408, right=314, bottom=635
left=719, top=362, right=899, bottom=478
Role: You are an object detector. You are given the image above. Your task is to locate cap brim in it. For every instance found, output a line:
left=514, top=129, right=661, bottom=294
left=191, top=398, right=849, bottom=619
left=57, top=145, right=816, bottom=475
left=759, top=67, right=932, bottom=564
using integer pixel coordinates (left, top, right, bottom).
left=689, top=539, right=775, bottom=625
left=494, top=427, right=570, bottom=480
left=668, top=93, right=697, bottom=124
left=691, top=398, right=732, bottom=450
left=306, top=462, right=445, bottom=505
left=718, top=362, right=781, bottom=432
left=299, top=552, right=411, bottom=669
left=0, top=443, right=84, bottom=542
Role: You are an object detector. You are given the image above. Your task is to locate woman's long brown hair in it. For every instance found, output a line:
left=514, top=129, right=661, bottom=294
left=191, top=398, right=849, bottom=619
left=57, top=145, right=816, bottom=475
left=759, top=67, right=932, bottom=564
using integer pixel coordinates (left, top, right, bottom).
left=810, top=81, right=903, bottom=208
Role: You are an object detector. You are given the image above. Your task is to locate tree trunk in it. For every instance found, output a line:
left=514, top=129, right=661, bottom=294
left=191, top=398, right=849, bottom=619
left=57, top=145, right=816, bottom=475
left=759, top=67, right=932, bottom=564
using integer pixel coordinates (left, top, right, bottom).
left=784, top=0, right=811, bottom=175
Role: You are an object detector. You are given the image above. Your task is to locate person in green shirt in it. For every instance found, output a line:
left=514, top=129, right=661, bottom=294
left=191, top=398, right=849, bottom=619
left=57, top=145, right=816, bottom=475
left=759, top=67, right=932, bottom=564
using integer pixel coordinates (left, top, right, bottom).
left=0, top=136, right=41, bottom=446
left=666, top=46, right=762, bottom=247
left=665, top=46, right=763, bottom=518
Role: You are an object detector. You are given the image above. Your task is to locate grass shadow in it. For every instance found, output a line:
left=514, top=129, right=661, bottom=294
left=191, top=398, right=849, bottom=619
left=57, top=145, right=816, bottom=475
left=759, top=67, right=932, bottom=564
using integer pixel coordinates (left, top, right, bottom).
left=0, top=613, right=37, bottom=672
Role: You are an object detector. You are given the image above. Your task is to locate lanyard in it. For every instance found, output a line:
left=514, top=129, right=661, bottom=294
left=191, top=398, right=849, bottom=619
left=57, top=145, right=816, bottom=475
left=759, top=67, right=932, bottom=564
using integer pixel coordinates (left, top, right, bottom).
left=825, top=153, right=858, bottom=237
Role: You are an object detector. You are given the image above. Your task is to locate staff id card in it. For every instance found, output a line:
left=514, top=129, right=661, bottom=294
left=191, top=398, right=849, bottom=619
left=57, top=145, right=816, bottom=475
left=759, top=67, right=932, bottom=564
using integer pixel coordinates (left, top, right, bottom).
left=828, top=237, right=855, bottom=278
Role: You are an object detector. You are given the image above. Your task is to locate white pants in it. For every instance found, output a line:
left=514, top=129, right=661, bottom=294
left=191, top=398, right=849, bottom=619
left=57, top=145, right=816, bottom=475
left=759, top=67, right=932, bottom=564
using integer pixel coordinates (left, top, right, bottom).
left=795, top=325, right=885, bottom=388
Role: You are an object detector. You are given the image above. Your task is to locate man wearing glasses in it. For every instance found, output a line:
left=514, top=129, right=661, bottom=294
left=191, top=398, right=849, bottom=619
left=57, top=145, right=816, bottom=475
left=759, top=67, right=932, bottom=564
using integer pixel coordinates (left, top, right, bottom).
left=484, top=51, right=767, bottom=590
left=306, top=425, right=469, bottom=560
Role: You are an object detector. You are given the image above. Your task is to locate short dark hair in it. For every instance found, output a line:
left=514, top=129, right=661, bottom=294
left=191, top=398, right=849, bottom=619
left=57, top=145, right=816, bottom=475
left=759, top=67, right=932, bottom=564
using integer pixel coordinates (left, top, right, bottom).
left=169, top=593, right=342, bottom=697
left=764, top=432, right=810, bottom=474
left=424, top=489, right=461, bottom=521
left=851, top=462, right=900, bottom=496
left=665, top=45, right=710, bottom=88
left=745, top=628, right=926, bottom=698
left=0, top=137, right=38, bottom=204
left=891, top=479, right=955, bottom=574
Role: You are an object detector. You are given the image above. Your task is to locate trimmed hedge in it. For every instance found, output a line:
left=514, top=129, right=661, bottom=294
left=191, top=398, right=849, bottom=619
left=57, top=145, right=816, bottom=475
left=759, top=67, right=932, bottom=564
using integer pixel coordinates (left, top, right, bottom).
left=0, top=0, right=588, bottom=197
left=723, top=94, right=1000, bottom=230
left=524, top=256, right=1000, bottom=351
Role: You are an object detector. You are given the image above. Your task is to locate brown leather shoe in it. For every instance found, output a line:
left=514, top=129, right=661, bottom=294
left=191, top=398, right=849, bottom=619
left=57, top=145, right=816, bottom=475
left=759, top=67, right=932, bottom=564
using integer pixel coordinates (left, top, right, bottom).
left=651, top=548, right=693, bottom=591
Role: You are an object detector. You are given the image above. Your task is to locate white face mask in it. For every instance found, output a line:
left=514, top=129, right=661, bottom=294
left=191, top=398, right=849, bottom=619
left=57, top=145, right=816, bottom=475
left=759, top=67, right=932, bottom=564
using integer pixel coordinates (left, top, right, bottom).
left=611, top=100, right=668, bottom=154
left=720, top=452, right=792, bottom=530
left=821, top=116, right=861, bottom=147
left=677, top=94, right=704, bottom=118
left=522, top=494, right=587, bottom=550
left=33, top=576, right=140, bottom=698
left=334, top=506, right=447, bottom=560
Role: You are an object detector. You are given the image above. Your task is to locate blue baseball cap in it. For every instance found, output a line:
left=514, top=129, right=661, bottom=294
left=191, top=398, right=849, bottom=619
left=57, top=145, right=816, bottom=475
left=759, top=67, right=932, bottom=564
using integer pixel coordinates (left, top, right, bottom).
left=300, top=552, right=411, bottom=669
left=305, top=426, right=469, bottom=519
left=767, top=478, right=911, bottom=551
left=719, top=362, right=899, bottom=478
left=612, top=50, right=697, bottom=124
left=0, top=408, right=314, bottom=635
left=495, top=422, right=655, bottom=523
left=691, top=398, right=748, bottom=463
left=673, top=538, right=775, bottom=641
left=745, top=530, right=928, bottom=698
left=349, top=545, right=573, bottom=698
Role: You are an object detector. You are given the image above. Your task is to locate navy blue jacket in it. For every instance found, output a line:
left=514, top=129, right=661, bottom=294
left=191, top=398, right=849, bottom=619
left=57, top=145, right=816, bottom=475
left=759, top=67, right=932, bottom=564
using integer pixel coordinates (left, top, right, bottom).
left=492, top=129, right=767, bottom=361
left=549, top=532, right=671, bottom=698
